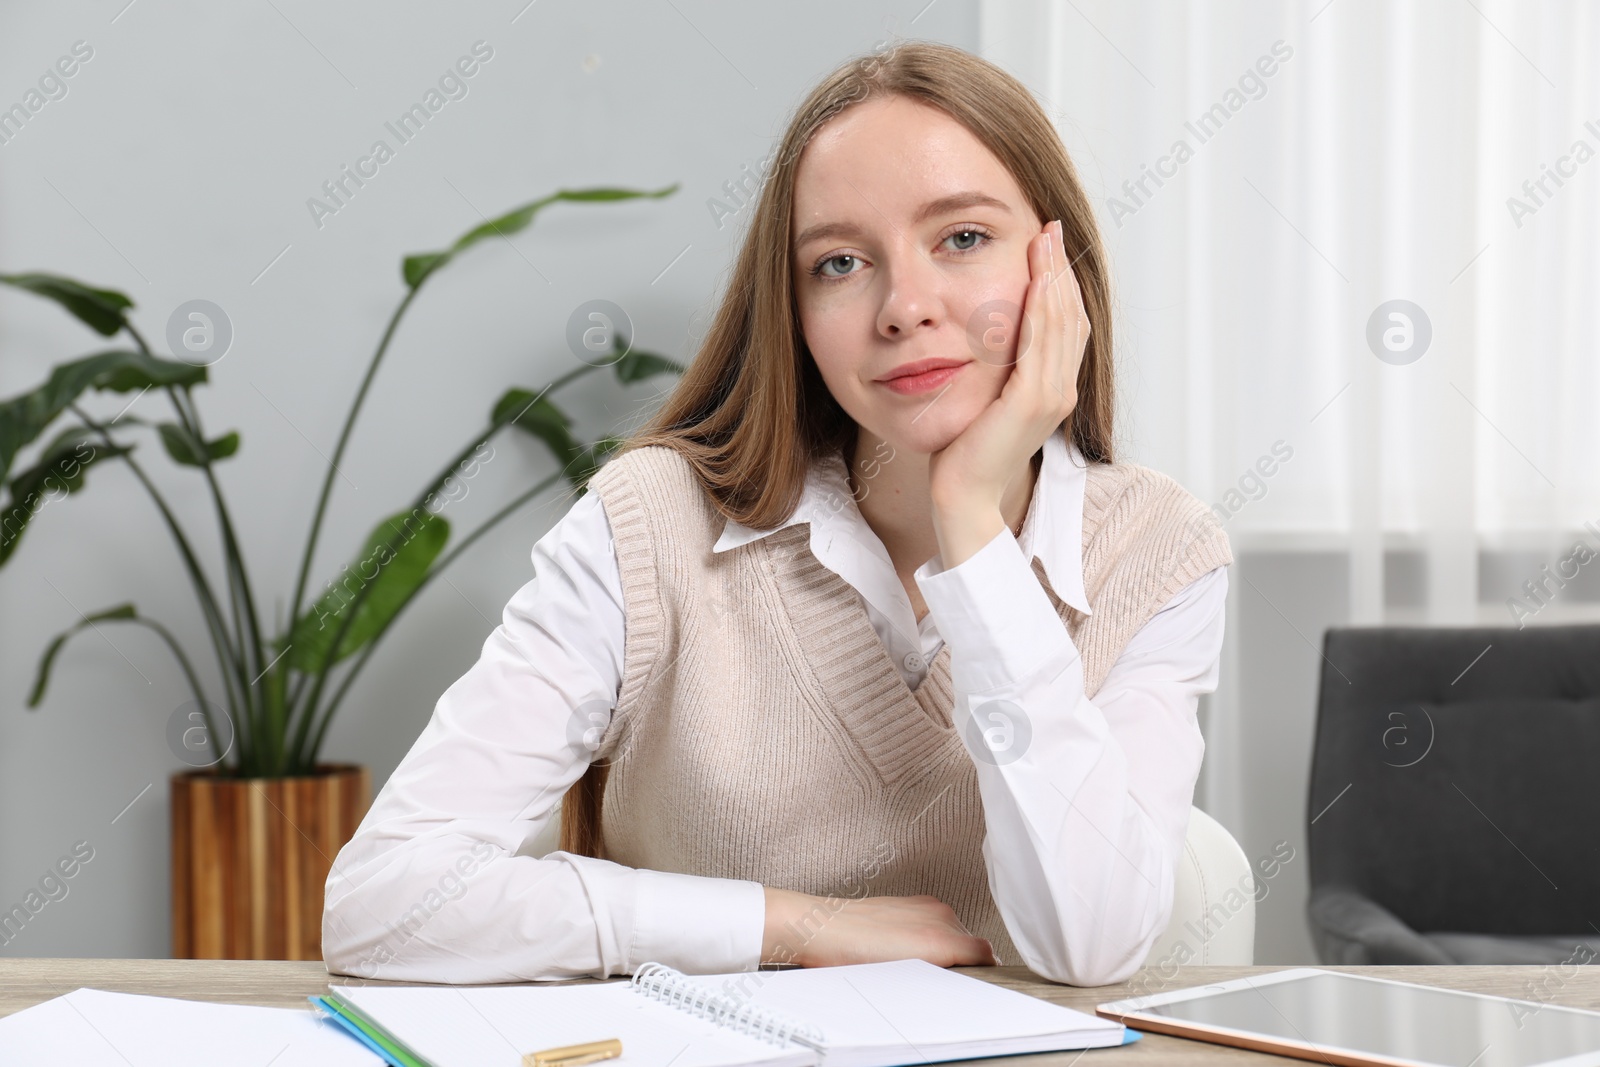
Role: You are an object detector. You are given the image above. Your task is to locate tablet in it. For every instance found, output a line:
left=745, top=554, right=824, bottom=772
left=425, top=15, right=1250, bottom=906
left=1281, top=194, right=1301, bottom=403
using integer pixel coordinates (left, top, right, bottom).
left=1097, top=968, right=1600, bottom=1067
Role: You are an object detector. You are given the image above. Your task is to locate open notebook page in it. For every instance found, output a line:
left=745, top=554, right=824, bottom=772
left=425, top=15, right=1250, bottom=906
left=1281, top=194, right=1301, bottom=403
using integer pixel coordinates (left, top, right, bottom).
left=336, top=981, right=814, bottom=1067
left=675, top=959, right=1126, bottom=1067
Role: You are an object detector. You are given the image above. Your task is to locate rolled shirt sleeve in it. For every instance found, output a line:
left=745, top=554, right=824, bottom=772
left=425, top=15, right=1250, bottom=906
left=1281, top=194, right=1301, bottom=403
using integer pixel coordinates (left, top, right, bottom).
left=322, top=490, right=767, bottom=983
left=916, top=526, right=1228, bottom=986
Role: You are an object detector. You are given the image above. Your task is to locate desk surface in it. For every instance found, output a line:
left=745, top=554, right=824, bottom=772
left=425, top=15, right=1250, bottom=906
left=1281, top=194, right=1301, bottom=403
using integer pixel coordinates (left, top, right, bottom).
left=0, top=959, right=1590, bottom=1064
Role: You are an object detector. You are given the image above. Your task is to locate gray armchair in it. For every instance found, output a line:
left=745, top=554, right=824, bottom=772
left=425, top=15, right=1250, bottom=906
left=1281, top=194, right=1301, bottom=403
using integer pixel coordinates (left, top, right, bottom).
left=1307, top=623, right=1600, bottom=965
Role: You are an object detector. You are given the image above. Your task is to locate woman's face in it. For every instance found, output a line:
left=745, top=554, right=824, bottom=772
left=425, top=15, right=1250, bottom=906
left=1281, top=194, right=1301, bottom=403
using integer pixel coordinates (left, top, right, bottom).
left=791, top=93, right=1045, bottom=458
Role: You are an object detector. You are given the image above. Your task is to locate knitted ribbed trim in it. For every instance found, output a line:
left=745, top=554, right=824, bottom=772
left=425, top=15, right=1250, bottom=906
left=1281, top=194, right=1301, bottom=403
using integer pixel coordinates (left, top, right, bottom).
left=1079, top=461, right=1235, bottom=693
left=584, top=451, right=675, bottom=763
left=764, top=525, right=964, bottom=787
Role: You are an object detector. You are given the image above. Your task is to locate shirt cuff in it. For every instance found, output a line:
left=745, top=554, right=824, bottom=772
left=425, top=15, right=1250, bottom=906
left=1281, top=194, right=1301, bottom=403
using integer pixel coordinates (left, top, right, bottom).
left=914, top=526, right=1076, bottom=693
left=631, top=868, right=765, bottom=974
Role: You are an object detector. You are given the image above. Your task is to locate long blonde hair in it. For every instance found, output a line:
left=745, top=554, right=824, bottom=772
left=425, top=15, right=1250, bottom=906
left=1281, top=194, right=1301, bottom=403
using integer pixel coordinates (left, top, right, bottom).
left=560, top=39, right=1116, bottom=858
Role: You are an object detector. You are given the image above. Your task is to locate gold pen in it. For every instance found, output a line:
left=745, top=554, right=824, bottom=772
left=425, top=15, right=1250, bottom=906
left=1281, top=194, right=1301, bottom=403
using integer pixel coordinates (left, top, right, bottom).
left=523, top=1037, right=623, bottom=1067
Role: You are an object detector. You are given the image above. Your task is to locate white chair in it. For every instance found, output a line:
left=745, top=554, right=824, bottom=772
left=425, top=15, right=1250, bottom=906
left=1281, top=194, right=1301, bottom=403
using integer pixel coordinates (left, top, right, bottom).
left=1144, top=805, right=1256, bottom=967
left=536, top=802, right=1256, bottom=967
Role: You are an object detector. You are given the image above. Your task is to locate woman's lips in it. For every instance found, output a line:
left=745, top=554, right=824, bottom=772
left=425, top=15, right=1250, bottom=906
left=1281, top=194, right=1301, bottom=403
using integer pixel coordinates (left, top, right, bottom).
left=880, top=362, right=966, bottom=395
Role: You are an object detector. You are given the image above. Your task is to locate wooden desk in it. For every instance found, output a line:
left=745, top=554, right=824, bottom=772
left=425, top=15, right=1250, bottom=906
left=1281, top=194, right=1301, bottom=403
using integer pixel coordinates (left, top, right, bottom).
left=1, top=960, right=1592, bottom=1064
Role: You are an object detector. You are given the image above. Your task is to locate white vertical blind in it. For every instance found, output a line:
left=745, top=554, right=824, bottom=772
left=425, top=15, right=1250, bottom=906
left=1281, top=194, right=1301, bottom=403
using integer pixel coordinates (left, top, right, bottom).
left=983, top=0, right=1597, bottom=536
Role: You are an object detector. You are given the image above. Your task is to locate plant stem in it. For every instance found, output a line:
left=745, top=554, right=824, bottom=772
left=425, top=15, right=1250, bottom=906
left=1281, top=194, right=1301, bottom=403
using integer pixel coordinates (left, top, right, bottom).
left=532, top=362, right=602, bottom=399
left=283, top=427, right=491, bottom=722
left=172, top=384, right=277, bottom=770
left=70, top=406, right=255, bottom=770
left=119, top=614, right=223, bottom=765
left=285, top=285, right=421, bottom=670
left=282, top=426, right=503, bottom=768
left=123, top=320, right=153, bottom=352
left=284, top=365, right=601, bottom=768
left=160, top=385, right=259, bottom=756
left=128, top=310, right=272, bottom=775
left=302, top=470, right=566, bottom=765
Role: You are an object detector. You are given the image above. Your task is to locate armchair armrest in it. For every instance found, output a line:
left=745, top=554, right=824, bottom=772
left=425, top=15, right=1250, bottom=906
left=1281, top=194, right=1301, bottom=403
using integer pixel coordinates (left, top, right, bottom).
left=1308, top=886, right=1455, bottom=964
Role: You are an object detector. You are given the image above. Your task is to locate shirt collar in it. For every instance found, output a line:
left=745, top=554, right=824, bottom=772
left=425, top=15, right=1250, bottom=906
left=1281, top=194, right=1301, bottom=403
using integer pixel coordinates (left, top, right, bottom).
left=711, top=431, right=1092, bottom=617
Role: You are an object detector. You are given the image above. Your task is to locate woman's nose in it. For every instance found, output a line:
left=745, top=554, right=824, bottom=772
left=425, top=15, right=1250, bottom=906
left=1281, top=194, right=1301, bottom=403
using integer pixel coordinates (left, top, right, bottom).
left=875, top=248, right=945, bottom=336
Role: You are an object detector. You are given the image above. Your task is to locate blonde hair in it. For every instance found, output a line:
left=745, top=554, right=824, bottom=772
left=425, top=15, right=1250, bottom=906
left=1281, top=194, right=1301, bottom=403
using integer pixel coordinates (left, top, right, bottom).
left=560, top=39, right=1116, bottom=858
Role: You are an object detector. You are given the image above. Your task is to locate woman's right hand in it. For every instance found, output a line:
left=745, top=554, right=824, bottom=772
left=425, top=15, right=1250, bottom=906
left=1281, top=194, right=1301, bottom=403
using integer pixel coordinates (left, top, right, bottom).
left=761, top=886, right=999, bottom=968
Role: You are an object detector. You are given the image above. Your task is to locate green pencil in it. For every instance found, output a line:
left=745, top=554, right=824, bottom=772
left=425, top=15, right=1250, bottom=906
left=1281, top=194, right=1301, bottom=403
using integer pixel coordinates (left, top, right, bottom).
left=314, top=988, right=436, bottom=1067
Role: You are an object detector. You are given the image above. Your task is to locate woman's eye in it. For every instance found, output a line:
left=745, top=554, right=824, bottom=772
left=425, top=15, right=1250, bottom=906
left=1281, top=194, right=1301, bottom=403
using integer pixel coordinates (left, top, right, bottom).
left=815, top=254, right=860, bottom=279
left=945, top=229, right=985, bottom=252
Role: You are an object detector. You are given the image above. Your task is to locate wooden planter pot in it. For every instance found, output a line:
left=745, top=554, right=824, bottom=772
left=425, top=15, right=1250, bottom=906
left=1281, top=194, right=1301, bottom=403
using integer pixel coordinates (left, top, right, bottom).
left=170, top=763, right=370, bottom=960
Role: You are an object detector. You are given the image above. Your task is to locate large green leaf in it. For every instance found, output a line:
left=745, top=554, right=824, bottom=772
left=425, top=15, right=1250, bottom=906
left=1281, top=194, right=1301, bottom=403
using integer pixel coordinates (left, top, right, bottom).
left=0, top=272, right=133, bottom=336
left=206, top=431, right=239, bottom=461
left=157, top=421, right=239, bottom=467
left=1, top=426, right=130, bottom=568
left=613, top=346, right=686, bottom=383
left=287, top=508, right=451, bottom=672
left=28, top=603, right=136, bottom=706
left=492, top=388, right=582, bottom=469
left=0, top=349, right=206, bottom=483
left=401, top=184, right=679, bottom=289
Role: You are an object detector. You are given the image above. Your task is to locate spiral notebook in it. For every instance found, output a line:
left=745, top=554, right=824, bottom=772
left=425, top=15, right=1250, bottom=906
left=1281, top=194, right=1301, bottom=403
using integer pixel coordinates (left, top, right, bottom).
left=320, top=958, right=1136, bottom=1067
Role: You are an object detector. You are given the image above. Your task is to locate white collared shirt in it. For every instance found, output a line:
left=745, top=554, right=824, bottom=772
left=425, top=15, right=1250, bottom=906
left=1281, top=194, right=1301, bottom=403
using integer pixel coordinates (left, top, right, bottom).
left=712, top=432, right=1101, bottom=693
left=323, top=434, right=1228, bottom=986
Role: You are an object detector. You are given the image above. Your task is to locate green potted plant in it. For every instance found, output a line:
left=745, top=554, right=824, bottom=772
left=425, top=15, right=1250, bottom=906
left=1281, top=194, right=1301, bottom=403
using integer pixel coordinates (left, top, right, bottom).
left=0, top=184, right=684, bottom=959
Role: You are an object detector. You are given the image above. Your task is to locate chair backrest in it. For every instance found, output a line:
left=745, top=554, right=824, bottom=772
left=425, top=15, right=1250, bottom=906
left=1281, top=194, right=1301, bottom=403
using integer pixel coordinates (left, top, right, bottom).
left=1144, top=805, right=1256, bottom=967
left=1309, top=624, right=1600, bottom=937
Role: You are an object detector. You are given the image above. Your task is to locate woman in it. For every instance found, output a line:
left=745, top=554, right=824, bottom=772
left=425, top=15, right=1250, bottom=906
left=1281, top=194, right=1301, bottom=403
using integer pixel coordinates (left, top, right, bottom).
left=323, top=40, right=1232, bottom=988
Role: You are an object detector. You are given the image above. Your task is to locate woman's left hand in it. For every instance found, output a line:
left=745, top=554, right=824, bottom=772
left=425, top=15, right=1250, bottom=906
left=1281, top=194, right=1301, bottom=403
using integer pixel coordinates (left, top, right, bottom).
left=926, top=218, right=1089, bottom=560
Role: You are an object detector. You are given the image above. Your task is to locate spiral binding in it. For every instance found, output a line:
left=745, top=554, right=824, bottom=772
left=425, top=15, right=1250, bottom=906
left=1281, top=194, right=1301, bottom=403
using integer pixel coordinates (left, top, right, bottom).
left=629, top=962, right=827, bottom=1052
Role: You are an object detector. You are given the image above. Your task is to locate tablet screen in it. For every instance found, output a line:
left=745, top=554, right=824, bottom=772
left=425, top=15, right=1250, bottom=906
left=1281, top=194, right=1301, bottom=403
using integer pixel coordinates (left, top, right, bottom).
left=1140, top=972, right=1600, bottom=1067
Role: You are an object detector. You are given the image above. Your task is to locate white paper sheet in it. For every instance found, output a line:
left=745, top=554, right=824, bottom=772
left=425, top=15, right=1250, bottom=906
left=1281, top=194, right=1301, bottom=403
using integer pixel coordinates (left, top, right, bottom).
left=0, top=986, right=383, bottom=1067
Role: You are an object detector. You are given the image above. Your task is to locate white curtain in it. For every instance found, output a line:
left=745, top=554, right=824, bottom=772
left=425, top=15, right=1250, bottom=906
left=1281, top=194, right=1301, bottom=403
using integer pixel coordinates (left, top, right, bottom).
left=980, top=0, right=1598, bottom=894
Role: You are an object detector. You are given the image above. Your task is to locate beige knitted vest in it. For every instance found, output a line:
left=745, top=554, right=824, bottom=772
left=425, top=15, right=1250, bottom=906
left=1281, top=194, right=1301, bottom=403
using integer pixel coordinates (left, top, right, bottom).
left=580, top=443, right=1233, bottom=967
